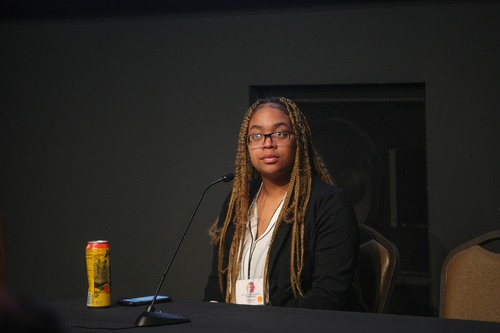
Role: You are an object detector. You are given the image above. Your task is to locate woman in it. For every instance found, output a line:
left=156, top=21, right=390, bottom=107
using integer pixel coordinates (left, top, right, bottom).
left=204, top=97, right=364, bottom=311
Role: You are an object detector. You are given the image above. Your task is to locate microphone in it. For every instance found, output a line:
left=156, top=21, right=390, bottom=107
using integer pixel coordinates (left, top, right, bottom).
left=135, top=173, right=234, bottom=327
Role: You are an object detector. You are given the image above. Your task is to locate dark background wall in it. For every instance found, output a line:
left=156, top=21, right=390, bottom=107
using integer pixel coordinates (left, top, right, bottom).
left=1, top=1, right=499, bottom=316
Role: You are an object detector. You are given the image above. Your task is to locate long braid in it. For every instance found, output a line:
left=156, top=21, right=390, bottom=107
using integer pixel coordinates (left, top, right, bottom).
left=283, top=97, right=314, bottom=297
left=214, top=97, right=332, bottom=302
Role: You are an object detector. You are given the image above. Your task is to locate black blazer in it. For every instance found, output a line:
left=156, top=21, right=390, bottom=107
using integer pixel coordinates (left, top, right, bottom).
left=204, top=176, right=363, bottom=311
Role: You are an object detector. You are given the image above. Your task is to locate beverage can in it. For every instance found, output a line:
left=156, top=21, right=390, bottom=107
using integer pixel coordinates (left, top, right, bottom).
left=86, top=240, right=111, bottom=307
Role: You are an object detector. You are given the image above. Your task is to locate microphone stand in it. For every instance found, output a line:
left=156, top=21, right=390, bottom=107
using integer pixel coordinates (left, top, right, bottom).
left=135, top=173, right=234, bottom=327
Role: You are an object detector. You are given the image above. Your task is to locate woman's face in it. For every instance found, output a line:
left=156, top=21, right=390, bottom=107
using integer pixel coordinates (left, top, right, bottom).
left=247, top=105, right=296, bottom=183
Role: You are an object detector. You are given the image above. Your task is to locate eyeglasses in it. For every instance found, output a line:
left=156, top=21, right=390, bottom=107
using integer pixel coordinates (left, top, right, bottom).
left=245, top=131, right=294, bottom=147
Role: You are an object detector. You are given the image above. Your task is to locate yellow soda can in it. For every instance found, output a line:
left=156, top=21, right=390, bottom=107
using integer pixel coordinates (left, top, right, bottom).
left=86, top=240, right=111, bottom=307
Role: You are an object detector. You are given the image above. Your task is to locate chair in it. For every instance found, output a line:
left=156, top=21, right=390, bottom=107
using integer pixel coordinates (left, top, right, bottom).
left=440, top=230, right=500, bottom=322
left=356, top=224, right=400, bottom=313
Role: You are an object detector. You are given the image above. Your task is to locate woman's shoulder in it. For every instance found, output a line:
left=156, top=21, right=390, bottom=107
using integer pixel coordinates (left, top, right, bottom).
left=309, top=176, right=359, bottom=227
left=310, top=176, right=352, bottom=207
left=310, top=176, right=341, bottom=196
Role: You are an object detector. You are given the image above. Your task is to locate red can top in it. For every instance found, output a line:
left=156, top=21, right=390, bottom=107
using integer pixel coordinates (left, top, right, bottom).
left=86, top=240, right=109, bottom=249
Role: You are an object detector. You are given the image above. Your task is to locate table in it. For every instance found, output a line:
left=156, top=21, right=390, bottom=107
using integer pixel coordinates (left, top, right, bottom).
left=48, top=298, right=500, bottom=333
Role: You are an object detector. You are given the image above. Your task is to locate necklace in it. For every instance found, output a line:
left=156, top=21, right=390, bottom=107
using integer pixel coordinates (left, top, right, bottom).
left=247, top=195, right=285, bottom=279
left=256, top=190, right=286, bottom=239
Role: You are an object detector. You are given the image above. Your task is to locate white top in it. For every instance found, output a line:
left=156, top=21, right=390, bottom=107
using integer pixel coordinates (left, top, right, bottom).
left=239, top=185, right=285, bottom=280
